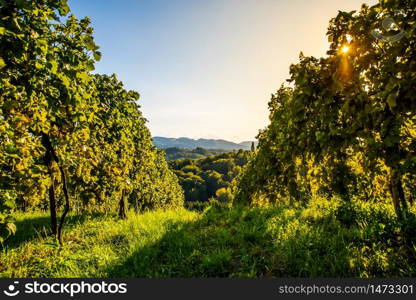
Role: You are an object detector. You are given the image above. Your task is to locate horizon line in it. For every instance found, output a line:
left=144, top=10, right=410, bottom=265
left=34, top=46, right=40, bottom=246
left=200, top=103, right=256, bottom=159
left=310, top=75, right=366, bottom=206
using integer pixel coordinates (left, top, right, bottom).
left=152, top=136, right=257, bottom=144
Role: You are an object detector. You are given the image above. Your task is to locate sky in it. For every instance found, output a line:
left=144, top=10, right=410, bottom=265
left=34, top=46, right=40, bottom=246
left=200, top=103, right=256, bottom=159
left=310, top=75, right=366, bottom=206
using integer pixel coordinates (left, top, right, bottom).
left=69, top=0, right=376, bottom=143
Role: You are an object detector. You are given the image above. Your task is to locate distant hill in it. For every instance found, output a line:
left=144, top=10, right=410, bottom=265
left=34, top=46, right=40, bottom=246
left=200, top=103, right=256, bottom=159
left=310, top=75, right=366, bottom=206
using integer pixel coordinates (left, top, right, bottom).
left=163, top=147, right=229, bottom=161
left=238, top=141, right=257, bottom=149
left=153, top=137, right=257, bottom=151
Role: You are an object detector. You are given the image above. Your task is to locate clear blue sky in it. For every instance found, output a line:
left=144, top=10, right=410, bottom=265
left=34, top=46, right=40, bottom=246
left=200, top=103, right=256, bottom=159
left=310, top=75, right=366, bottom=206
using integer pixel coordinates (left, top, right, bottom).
left=69, top=0, right=376, bottom=142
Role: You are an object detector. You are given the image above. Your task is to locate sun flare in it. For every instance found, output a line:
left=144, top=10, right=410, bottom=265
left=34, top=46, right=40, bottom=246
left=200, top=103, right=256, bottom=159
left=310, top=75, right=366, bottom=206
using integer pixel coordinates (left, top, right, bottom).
left=341, top=45, right=350, bottom=54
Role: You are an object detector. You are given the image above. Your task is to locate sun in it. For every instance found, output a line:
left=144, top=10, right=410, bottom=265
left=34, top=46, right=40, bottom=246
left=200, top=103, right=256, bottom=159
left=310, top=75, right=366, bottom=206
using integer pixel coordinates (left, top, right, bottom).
left=341, top=45, right=350, bottom=54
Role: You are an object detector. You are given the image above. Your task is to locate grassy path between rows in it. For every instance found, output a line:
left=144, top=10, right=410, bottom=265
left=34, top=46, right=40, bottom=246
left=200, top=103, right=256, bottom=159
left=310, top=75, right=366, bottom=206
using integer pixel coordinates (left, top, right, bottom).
left=1, top=198, right=415, bottom=277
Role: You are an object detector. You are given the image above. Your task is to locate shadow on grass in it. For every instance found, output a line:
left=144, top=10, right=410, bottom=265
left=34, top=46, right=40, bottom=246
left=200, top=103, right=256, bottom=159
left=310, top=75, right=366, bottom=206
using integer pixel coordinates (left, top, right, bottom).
left=105, top=206, right=291, bottom=277
left=3, top=212, right=108, bottom=251
left=105, top=205, right=416, bottom=277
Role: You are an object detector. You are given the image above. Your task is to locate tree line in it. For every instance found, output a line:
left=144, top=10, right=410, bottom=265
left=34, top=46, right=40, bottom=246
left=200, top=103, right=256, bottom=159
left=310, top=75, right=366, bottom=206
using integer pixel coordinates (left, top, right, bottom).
left=170, top=150, right=251, bottom=205
left=0, top=0, right=183, bottom=244
left=163, top=147, right=229, bottom=161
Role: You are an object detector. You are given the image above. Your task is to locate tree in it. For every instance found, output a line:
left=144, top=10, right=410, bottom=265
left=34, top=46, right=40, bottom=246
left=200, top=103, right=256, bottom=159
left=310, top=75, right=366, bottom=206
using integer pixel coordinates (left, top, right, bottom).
left=170, top=151, right=250, bottom=204
left=235, top=0, right=416, bottom=219
left=0, top=0, right=184, bottom=244
left=326, top=0, right=416, bottom=216
left=0, top=0, right=100, bottom=244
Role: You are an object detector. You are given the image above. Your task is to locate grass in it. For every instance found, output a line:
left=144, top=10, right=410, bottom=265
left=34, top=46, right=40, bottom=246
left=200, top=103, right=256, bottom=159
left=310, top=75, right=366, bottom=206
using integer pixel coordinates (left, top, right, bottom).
left=0, top=209, right=199, bottom=277
left=1, top=197, right=416, bottom=277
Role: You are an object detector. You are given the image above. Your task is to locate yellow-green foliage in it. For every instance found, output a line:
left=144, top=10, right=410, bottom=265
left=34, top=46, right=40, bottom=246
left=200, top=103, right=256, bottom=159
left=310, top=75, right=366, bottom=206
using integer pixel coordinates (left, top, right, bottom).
left=234, top=1, right=416, bottom=218
left=0, top=1, right=184, bottom=242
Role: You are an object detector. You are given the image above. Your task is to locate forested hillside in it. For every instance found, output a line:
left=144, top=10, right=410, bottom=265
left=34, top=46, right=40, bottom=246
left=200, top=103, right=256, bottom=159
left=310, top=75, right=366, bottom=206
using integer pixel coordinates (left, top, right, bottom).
left=163, top=147, right=229, bottom=161
left=0, top=0, right=183, bottom=245
left=153, top=136, right=255, bottom=151
left=169, top=150, right=251, bottom=205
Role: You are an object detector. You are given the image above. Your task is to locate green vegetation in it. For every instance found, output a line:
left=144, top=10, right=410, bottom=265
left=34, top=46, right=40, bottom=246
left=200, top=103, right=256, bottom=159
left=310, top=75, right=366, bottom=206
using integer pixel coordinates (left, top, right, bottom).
left=0, top=209, right=197, bottom=277
left=0, top=0, right=183, bottom=245
left=2, top=197, right=416, bottom=277
left=1, top=0, right=415, bottom=279
left=163, top=147, right=229, bottom=161
left=235, top=1, right=415, bottom=216
left=169, top=150, right=250, bottom=204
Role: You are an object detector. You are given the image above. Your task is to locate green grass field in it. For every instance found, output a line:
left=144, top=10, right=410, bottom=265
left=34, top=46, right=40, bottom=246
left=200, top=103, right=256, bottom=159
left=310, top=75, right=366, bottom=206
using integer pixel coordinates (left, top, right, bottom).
left=1, top=198, right=416, bottom=278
